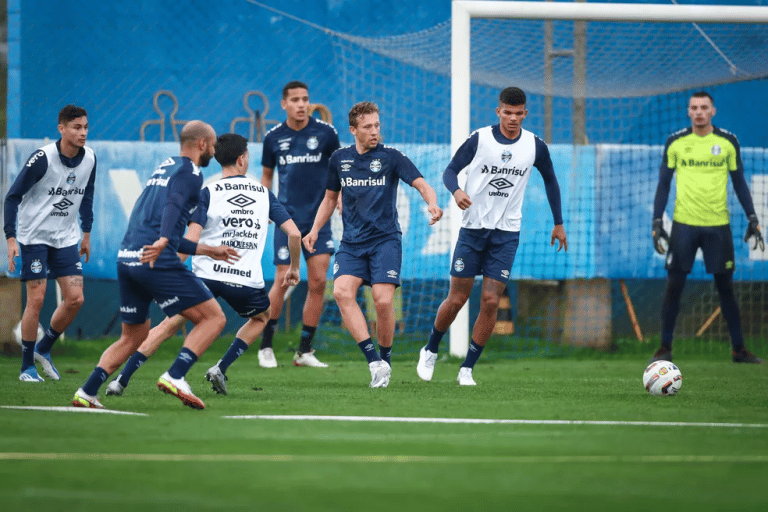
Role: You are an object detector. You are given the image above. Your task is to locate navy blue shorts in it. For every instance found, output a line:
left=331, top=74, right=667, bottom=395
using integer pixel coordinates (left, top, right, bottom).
left=334, top=235, right=402, bottom=287
left=117, top=262, right=214, bottom=325
left=451, top=228, right=520, bottom=282
left=274, top=223, right=334, bottom=265
left=666, top=222, right=735, bottom=274
left=18, top=243, right=82, bottom=281
left=201, top=278, right=270, bottom=318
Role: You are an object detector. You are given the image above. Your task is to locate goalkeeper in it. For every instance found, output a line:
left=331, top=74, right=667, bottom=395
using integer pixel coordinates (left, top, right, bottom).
left=650, top=91, right=764, bottom=364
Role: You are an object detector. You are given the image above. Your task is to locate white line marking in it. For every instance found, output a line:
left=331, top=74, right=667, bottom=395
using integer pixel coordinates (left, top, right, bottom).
left=0, top=453, right=766, bottom=463
left=1, top=405, right=148, bottom=416
left=223, top=414, right=768, bottom=428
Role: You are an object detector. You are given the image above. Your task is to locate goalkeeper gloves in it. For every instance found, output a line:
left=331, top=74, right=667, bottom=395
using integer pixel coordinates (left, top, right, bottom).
left=652, top=218, right=669, bottom=254
left=745, top=214, right=765, bottom=251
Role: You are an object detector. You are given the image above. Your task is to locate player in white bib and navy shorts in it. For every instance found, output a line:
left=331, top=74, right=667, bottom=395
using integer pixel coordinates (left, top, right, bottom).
left=104, top=133, right=301, bottom=397
left=417, top=87, right=568, bottom=386
left=259, top=81, right=341, bottom=369
left=72, top=121, right=238, bottom=410
left=304, top=101, right=443, bottom=388
left=4, top=105, right=96, bottom=383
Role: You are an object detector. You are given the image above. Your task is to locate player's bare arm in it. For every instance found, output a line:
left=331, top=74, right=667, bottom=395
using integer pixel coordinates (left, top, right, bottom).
left=197, top=243, right=239, bottom=264
left=260, top=166, right=274, bottom=191
left=551, top=224, right=568, bottom=252
left=280, top=218, right=302, bottom=286
left=79, top=232, right=91, bottom=262
left=6, top=237, right=18, bottom=273
left=303, top=189, right=339, bottom=253
left=411, top=177, right=443, bottom=225
left=177, top=223, right=203, bottom=263
left=140, top=237, right=169, bottom=267
left=452, top=189, right=472, bottom=210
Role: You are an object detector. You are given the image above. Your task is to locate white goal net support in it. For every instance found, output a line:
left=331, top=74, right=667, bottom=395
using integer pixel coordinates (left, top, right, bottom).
left=319, top=2, right=768, bottom=360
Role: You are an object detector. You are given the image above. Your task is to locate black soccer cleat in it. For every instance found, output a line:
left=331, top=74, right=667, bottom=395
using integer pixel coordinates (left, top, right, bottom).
left=648, top=346, right=673, bottom=364
left=732, top=349, right=764, bottom=364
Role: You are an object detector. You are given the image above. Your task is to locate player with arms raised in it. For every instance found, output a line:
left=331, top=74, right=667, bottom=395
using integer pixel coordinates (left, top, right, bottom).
left=260, top=80, right=341, bottom=368
left=417, top=87, right=567, bottom=385
left=650, top=91, right=764, bottom=364
left=304, top=101, right=442, bottom=387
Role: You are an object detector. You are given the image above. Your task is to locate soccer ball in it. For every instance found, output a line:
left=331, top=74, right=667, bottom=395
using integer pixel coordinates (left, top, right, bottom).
left=12, top=321, right=45, bottom=347
left=643, top=361, right=682, bottom=396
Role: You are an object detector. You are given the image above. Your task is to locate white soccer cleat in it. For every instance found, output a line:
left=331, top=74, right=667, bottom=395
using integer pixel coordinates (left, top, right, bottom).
left=105, top=379, right=125, bottom=396
left=258, top=348, right=278, bottom=368
left=72, top=388, right=104, bottom=409
left=416, top=346, right=438, bottom=381
left=205, top=365, right=228, bottom=395
left=34, top=350, right=61, bottom=380
left=19, top=367, right=44, bottom=382
left=369, top=360, right=391, bottom=388
left=293, top=350, right=329, bottom=368
left=457, top=367, right=477, bottom=386
left=157, top=371, right=205, bottom=409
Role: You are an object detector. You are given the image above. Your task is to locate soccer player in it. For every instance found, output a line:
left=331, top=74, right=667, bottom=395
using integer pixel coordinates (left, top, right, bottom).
left=259, top=80, right=341, bottom=369
left=104, top=133, right=301, bottom=396
left=417, top=87, right=567, bottom=386
left=303, top=101, right=443, bottom=387
left=72, top=121, right=239, bottom=410
left=649, top=91, right=764, bottom=364
left=5, top=105, right=96, bottom=382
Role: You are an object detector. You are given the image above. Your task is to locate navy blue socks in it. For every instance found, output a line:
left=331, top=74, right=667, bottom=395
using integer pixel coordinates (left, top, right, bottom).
left=426, top=326, right=445, bottom=353
left=35, top=326, right=61, bottom=354
left=357, top=338, right=381, bottom=364
left=260, top=319, right=278, bottom=349
left=460, top=340, right=485, bottom=369
left=218, top=338, right=249, bottom=373
left=298, top=325, right=317, bottom=354
left=82, top=367, right=108, bottom=396
left=379, top=344, right=392, bottom=366
left=168, top=347, right=198, bottom=379
left=117, top=351, right=148, bottom=387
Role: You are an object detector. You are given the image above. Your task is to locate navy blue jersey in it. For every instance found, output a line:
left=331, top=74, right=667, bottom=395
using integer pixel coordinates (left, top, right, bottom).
left=118, top=156, right=202, bottom=269
left=261, top=117, right=340, bottom=230
left=327, top=143, right=423, bottom=244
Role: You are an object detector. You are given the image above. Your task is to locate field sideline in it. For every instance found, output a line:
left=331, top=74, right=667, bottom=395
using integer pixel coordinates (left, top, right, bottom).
left=1, top=334, right=767, bottom=511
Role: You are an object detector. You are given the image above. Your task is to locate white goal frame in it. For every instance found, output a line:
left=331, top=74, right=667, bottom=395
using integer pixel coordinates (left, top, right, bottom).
left=449, top=1, right=768, bottom=357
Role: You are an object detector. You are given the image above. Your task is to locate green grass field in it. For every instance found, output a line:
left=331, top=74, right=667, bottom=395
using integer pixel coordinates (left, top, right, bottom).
left=2, top=332, right=767, bottom=512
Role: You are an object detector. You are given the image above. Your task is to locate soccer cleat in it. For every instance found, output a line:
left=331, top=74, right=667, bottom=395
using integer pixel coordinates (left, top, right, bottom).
left=157, top=371, right=205, bottom=409
left=416, top=345, right=438, bottom=381
left=293, top=350, right=329, bottom=368
left=105, top=379, right=125, bottom=396
left=205, top=365, right=228, bottom=395
left=257, top=347, right=278, bottom=368
left=33, top=350, right=61, bottom=380
left=72, top=388, right=104, bottom=409
left=648, top=346, right=673, bottom=364
left=368, top=360, right=391, bottom=388
left=457, top=367, right=477, bottom=386
left=19, top=367, right=44, bottom=382
left=732, top=349, right=764, bottom=364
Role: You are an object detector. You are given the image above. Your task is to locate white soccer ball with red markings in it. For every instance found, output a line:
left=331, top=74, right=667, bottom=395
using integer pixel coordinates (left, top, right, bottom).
left=643, top=361, right=682, bottom=396
left=12, top=321, right=45, bottom=346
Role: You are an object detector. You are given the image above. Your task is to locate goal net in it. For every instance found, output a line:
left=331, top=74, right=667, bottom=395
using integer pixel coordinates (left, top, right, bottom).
left=315, top=2, right=768, bottom=360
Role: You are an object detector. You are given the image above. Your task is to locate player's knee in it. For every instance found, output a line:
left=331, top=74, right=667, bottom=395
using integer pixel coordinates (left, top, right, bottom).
left=333, top=286, right=354, bottom=304
left=307, top=276, right=326, bottom=297
left=66, top=293, right=85, bottom=310
left=480, top=289, right=501, bottom=311
left=25, top=293, right=45, bottom=312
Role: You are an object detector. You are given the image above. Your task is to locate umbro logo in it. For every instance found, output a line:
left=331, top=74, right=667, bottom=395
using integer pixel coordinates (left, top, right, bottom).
left=52, top=198, right=74, bottom=210
left=227, top=194, right=256, bottom=208
left=489, top=178, right=513, bottom=190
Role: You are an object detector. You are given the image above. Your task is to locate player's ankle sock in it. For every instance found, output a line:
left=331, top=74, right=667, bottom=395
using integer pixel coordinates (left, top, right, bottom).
left=218, top=338, right=249, bottom=373
left=35, top=326, right=61, bottom=354
left=168, top=347, right=198, bottom=379
left=260, top=320, right=278, bottom=350
left=379, top=344, right=392, bottom=366
left=21, top=341, right=36, bottom=371
left=660, top=332, right=674, bottom=351
left=426, top=326, right=445, bottom=353
left=357, top=338, right=381, bottom=364
left=298, top=325, right=316, bottom=354
left=460, top=340, right=485, bottom=369
left=117, top=351, right=148, bottom=387
left=82, top=367, right=108, bottom=396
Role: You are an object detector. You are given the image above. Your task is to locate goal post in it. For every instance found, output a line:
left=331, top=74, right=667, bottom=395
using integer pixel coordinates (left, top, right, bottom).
left=449, top=1, right=768, bottom=357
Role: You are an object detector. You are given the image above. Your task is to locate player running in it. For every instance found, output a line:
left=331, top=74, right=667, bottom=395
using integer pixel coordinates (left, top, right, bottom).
left=417, top=87, right=567, bottom=385
left=104, top=133, right=300, bottom=396
left=72, top=121, right=237, bottom=410
left=303, top=101, right=442, bottom=388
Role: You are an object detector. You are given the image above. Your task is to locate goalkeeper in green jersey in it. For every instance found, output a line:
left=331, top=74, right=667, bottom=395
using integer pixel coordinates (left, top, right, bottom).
left=650, top=91, right=764, bottom=364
